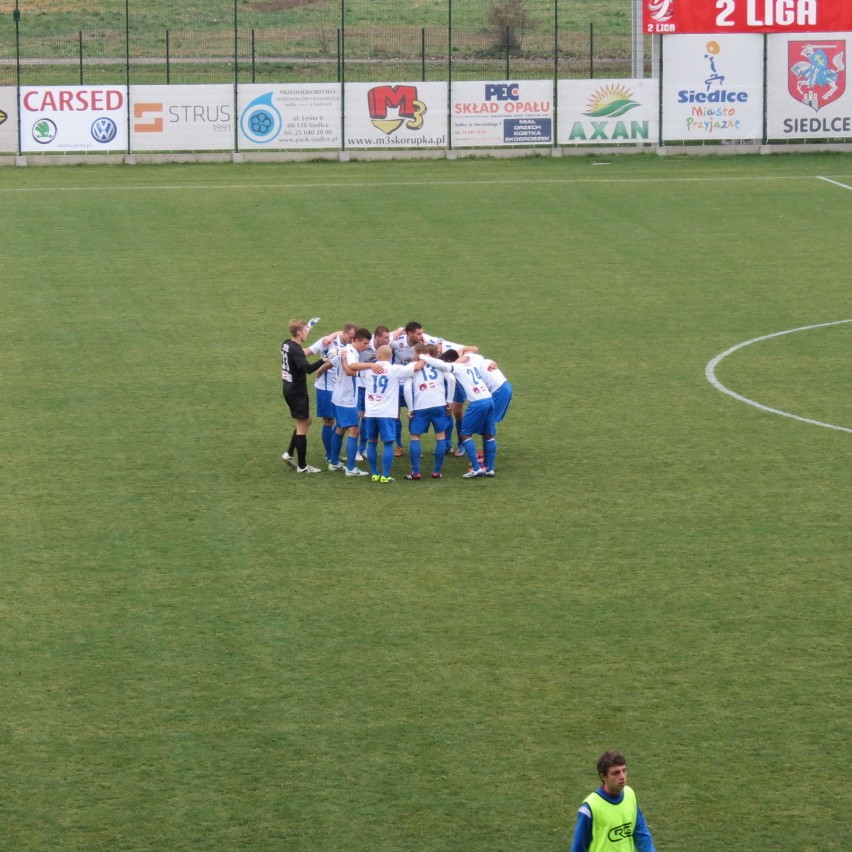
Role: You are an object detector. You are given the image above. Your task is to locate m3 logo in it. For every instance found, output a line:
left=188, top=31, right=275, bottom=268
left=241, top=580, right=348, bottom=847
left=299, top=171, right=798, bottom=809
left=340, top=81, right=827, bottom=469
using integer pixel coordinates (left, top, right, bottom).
left=367, top=85, right=426, bottom=135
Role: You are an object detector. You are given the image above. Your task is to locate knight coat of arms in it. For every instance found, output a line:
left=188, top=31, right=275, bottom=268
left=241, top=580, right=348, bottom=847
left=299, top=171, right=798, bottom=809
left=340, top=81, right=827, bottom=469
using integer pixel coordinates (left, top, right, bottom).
left=789, top=41, right=846, bottom=112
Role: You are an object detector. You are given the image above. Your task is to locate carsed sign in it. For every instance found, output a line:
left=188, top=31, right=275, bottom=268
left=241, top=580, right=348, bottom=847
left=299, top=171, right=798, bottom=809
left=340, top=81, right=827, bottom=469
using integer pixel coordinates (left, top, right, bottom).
left=644, top=0, right=852, bottom=34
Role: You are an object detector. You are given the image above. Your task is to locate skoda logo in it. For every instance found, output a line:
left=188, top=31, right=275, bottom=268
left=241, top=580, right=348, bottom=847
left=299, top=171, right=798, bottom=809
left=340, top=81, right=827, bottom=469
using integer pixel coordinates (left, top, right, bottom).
left=91, top=117, right=118, bottom=143
left=33, top=118, right=58, bottom=144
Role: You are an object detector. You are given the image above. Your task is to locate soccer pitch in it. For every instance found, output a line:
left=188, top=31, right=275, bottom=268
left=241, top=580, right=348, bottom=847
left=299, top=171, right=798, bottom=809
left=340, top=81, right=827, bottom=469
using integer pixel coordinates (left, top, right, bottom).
left=2, top=153, right=851, bottom=850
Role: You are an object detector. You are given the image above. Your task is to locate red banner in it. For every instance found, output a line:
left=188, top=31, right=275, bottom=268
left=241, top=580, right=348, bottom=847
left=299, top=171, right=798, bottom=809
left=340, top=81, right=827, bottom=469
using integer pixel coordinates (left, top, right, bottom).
left=644, top=0, right=852, bottom=34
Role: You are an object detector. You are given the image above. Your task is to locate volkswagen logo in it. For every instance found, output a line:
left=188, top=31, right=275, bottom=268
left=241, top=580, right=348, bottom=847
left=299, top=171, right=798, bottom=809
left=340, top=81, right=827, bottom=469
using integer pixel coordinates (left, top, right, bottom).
left=91, top=117, right=118, bottom=143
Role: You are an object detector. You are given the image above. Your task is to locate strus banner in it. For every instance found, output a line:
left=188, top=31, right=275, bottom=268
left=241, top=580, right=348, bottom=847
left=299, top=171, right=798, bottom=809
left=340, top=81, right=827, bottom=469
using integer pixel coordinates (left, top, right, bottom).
left=131, top=85, right=233, bottom=151
left=644, top=0, right=852, bottom=34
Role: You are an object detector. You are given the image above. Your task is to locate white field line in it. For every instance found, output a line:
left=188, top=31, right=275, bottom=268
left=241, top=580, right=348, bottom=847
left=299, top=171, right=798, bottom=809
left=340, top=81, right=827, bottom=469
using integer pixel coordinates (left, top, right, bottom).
left=705, top=319, right=852, bottom=434
left=817, top=175, right=852, bottom=191
left=0, top=174, right=848, bottom=194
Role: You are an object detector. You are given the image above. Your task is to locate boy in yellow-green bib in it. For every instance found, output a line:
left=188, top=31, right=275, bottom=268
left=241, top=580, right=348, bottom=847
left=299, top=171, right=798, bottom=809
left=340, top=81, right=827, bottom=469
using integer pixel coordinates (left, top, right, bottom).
left=570, top=751, right=656, bottom=852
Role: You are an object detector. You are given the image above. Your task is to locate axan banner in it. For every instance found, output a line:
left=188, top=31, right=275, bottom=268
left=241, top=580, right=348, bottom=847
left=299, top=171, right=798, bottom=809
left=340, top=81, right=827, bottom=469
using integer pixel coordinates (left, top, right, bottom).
left=645, top=0, right=852, bottom=34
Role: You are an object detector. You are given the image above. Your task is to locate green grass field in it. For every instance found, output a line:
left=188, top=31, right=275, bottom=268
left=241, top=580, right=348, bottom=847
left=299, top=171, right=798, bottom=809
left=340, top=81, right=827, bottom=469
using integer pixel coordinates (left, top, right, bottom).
left=2, top=153, right=851, bottom=850
left=2, top=0, right=633, bottom=85
left=11, top=0, right=629, bottom=34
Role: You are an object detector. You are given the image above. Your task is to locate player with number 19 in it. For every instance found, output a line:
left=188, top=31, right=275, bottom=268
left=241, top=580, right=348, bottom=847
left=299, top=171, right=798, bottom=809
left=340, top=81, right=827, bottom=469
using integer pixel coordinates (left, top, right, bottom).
left=364, top=345, right=424, bottom=483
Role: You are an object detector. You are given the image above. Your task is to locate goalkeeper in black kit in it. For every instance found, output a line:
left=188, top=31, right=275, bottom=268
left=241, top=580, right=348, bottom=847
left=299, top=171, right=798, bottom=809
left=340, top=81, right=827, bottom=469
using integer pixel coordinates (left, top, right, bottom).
left=281, top=318, right=330, bottom=474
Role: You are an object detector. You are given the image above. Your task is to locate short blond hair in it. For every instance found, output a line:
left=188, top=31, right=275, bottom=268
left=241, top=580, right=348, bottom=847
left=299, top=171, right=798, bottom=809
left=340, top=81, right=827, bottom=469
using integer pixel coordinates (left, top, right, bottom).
left=288, top=319, right=306, bottom=337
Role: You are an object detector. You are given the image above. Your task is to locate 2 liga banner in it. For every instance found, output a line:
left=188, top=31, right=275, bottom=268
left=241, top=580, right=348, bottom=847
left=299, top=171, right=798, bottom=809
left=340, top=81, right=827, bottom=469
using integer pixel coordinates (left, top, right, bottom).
left=645, top=0, right=852, bottom=34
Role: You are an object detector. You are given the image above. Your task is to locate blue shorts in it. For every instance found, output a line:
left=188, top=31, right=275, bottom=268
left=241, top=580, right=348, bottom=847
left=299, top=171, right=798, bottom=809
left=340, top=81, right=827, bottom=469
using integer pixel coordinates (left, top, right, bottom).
left=364, top=416, right=397, bottom=442
left=409, top=406, right=448, bottom=436
left=460, top=398, right=496, bottom=437
left=492, top=382, right=513, bottom=422
left=316, top=388, right=334, bottom=419
left=357, top=386, right=366, bottom=413
left=334, top=404, right=360, bottom=430
left=453, top=383, right=466, bottom=404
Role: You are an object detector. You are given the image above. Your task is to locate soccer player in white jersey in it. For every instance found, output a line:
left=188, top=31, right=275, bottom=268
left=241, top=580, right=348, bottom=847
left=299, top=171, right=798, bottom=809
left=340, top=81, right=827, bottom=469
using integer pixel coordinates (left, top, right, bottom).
left=389, top=322, right=425, bottom=456
left=420, top=350, right=496, bottom=478
left=464, top=352, right=513, bottom=423
left=363, top=345, right=424, bottom=483
left=421, top=332, right=476, bottom=358
left=328, top=328, right=384, bottom=477
left=356, top=325, right=391, bottom=461
left=416, top=330, right=478, bottom=453
left=389, top=322, right=424, bottom=365
left=305, top=322, right=357, bottom=461
left=403, top=343, right=456, bottom=480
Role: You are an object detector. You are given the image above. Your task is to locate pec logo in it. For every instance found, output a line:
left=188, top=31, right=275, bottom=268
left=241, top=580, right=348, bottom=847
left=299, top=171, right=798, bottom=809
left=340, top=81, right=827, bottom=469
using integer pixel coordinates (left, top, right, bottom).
left=485, top=84, right=520, bottom=101
left=607, top=822, right=634, bottom=842
left=789, top=40, right=846, bottom=112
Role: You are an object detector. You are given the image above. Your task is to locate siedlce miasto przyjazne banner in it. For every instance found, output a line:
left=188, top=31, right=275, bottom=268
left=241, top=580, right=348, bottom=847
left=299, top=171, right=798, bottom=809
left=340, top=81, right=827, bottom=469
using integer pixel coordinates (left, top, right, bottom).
left=661, top=31, right=848, bottom=141
left=2, top=45, right=850, bottom=155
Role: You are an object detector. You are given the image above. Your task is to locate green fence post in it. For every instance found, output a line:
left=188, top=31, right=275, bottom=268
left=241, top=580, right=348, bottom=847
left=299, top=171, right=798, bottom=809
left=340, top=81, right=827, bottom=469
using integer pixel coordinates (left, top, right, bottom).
left=125, top=0, right=131, bottom=88
left=14, top=0, right=21, bottom=155
left=447, top=0, right=453, bottom=152
left=553, top=0, right=559, bottom=150
left=337, top=0, right=346, bottom=152
left=233, top=0, right=239, bottom=153
left=125, top=0, right=131, bottom=154
left=554, top=0, right=559, bottom=82
left=589, top=22, right=594, bottom=79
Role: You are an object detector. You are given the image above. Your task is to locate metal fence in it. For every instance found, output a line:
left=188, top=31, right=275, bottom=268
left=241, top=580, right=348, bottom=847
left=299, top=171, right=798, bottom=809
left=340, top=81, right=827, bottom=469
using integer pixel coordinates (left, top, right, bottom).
left=0, top=1, right=645, bottom=88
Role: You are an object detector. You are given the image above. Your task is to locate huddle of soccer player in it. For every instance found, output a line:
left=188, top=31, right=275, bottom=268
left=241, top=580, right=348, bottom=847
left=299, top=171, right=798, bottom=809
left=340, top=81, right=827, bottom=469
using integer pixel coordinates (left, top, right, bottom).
left=281, top=319, right=512, bottom=482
